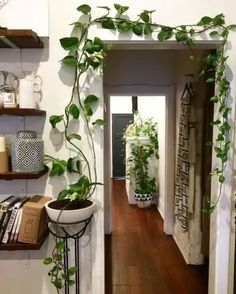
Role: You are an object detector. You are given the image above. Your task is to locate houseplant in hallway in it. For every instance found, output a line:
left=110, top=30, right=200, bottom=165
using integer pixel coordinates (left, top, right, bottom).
left=124, top=115, right=159, bottom=208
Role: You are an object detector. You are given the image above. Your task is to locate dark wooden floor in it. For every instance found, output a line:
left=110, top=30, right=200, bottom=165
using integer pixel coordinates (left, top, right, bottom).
left=105, top=180, right=208, bottom=294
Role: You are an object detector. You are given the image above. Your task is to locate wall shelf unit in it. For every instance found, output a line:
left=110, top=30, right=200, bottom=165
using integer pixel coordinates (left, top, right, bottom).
left=0, top=29, right=44, bottom=49
left=0, top=166, right=48, bottom=180
left=0, top=108, right=46, bottom=116
left=0, top=230, right=48, bottom=251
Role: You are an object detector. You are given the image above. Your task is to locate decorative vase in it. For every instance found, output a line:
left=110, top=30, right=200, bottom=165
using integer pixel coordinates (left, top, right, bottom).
left=134, top=193, right=152, bottom=208
left=11, top=130, right=44, bottom=173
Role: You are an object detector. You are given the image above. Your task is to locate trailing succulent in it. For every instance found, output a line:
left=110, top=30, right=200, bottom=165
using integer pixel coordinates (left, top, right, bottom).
left=43, top=2, right=236, bottom=292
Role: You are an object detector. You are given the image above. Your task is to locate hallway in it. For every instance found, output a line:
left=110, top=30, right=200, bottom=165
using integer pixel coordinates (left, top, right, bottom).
left=105, top=180, right=208, bottom=294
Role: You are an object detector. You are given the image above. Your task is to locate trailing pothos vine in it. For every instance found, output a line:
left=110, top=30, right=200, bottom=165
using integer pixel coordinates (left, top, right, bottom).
left=44, top=3, right=236, bottom=292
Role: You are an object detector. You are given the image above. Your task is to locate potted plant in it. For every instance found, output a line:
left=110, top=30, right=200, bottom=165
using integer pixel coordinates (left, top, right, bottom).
left=124, top=115, right=159, bottom=208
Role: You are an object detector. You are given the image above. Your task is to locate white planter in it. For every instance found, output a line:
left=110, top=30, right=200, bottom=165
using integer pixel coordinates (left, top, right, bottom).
left=45, top=199, right=96, bottom=225
left=135, top=193, right=152, bottom=208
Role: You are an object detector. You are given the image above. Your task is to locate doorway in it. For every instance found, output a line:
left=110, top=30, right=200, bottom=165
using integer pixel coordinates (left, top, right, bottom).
left=112, top=113, right=134, bottom=178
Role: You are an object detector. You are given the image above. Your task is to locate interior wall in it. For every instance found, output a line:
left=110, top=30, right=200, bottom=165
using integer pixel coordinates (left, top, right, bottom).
left=138, top=96, right=166, bottom=217
left=0, top=0, right=48, bottom=36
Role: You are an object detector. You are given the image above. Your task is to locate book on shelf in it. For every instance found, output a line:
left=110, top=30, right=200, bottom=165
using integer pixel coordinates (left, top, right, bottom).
left=1, top=196, right=29, bottom=244
left=0, top=196, right=19, bottom=242
left=9, top=207, right=23, bottom=243
left=0, top=196, right=14, bottom=228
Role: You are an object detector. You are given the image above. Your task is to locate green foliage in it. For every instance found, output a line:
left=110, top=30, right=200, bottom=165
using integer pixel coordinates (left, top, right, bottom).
left=124, top=116, right=159, bottom=195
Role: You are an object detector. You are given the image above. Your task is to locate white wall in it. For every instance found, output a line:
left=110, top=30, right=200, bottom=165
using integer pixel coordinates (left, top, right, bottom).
left=138, top=96, right=166, bottom=218
left=0, top=1, right=236, bottom=294
left=0, top=0, right=48, bottom=36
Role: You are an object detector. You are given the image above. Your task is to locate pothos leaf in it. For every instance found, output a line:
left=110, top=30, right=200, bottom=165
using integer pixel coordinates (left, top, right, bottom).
left=92, top=119, right=105, bottom=126
left=101, top=18, right=116, bottom=30
left=69, top=104, right=80, bottom=119
left=61, top=55, right=77, bottom=68
left=49, top=115, right=64, bottom=128
left=68, top=134, right=82, bottom=141
left=60, top=37, right=79, bottom=51
left=77, top=4, right=91, bottom=14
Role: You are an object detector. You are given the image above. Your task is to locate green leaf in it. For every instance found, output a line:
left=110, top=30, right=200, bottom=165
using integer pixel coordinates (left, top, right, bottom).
left=140, top=12, right=149, bottom=23
left=85, top=40, right=94, bottom=54
left=58, top=189, right=68, bottom=200
left=213, top=14, right=225, bottom=26
left=68, top=280, right=76, bottom=287
left=69, top=104, right=80, bottom=119
left=60, top=37, right=79, bottom=51
left=68, top=134, right=82, bottom=141
left=143, top=24, right=153, bottom=35
left=101, top=18, right=116, bottom=30
left=50, top=160, right=67, bottom=176
left=175, top=31, right=188, bottom=42
left=114, top=4, right=129, bottom=15
left=206, top=77, right=215, bottom=83
left=49, top=115, right=64, bottom=128
left=117, top=21, right=132, bottom=32
left=158, top=27, right=173, bottom=41
left=68, top=266, right=77, bottom=275
left=84, top=104, right=93, bottom=116
left=77, top=4, right=91, bottom=14
left=67, top=157, right=73, bottom=173
left=209, top=31, right=219, bottom=37
left=227, top=24, right=236, bottom=30
left=210, top=119, right=221, bottom=126
left=92, top=119, right=105, bottom=126
left=56, top=241, right=65, bottom=250
left=205, top=141, right=213, bottom=146
left=198, top=16, right=212, bottom=26
left=219, top=175, right=225, bottom=183
left=210, top=95, right=220, bottom=102
left=132, top=23, right=143, bottom=36
left=61, top=56, right=77, bottom=68
left=53, top=278, right=63, bottom=289
left=84, top=94, right=99, bottom=105
left=94, top=37, right=104, bottom=51
left=43, top=257, right=52, bottom=265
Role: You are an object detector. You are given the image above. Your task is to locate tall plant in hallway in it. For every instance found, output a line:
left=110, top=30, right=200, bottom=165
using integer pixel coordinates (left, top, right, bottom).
left=43, top=2, right=236, bottom=292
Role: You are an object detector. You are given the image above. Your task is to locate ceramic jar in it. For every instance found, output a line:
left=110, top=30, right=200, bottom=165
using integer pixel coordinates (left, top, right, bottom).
left=11, top=130, right=44, bottom=173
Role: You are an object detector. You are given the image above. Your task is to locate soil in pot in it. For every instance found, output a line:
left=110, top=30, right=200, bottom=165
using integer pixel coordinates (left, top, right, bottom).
left=48, top=199, right=92, bottom=210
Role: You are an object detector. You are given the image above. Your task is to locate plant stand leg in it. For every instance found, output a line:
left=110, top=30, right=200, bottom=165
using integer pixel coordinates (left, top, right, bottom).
left=75, top=238, right=80, bottom=294
left=64, top=238, right=70, bottom=294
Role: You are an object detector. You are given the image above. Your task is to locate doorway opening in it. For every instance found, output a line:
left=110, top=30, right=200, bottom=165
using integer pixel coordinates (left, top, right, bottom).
left=103, top=47, right=215, bottom=293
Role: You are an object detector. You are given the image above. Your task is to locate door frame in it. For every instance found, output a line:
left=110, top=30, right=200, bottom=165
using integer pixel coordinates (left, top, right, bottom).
left=104, top=85, right=176, bottom=235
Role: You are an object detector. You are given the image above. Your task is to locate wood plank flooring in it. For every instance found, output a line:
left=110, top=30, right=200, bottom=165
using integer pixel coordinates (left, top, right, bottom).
left=105, top=180, right=208, bottom=294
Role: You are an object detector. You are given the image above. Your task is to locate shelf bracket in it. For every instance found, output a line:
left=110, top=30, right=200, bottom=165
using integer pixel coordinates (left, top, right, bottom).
left=0, top=36, right=19, bottom=49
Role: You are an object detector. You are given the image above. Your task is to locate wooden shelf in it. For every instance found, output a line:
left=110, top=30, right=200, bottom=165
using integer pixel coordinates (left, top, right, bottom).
left=0, top=29, right=44, bottom=49
left=0, top=166, right=48, bottom=180
left=0, top=108, right=46, bottom=116
left=0, top=230, right=48, bottom=250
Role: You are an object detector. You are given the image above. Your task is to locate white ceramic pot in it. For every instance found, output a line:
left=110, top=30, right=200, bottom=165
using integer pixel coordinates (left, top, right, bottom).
left=134, top=193, right=152, bottom=208
left=45, top=199, right=96, bottom=225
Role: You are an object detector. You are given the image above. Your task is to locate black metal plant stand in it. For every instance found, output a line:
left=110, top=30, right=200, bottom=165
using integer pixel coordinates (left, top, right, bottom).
left=47, top=215, right=93, bottom=294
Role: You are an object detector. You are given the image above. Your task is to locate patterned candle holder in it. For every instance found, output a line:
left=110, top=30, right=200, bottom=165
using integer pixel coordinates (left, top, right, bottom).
left=11, top=130, right=44, bottom=173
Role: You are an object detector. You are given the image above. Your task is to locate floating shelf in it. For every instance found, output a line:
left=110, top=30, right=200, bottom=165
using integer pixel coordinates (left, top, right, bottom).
left=0, top=29, right=44, bottom=49
left=0, top=166, right=48, bottom=180
left=0, top=230, right=48, bottom=250
left=0, top=108, right=46, bottom=116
